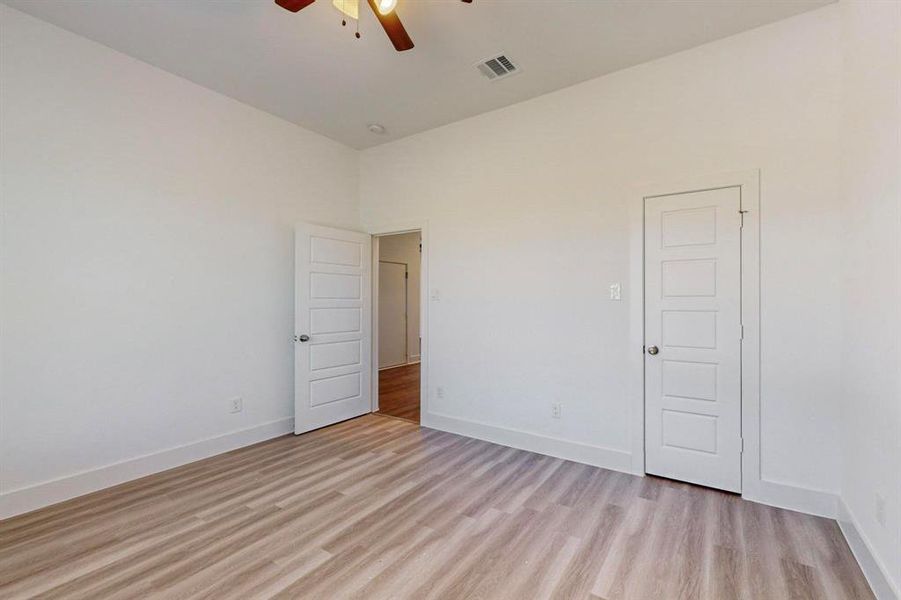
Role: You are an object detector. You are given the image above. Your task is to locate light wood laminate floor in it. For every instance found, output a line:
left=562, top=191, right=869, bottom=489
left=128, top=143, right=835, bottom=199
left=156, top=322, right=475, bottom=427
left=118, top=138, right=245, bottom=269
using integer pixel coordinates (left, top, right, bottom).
left=0, top=415, right=873, bottom=599
left=377, top=363, right=420, bottom=423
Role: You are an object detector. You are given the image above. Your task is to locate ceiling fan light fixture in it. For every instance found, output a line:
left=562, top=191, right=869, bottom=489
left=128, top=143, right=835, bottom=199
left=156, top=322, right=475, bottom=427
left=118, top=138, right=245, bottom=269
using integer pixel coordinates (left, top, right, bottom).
left=367, top=123, right=387, bottom=135
left=376, top=0, right=397, bottom=15
left=332, top=0, right=359, bottom=20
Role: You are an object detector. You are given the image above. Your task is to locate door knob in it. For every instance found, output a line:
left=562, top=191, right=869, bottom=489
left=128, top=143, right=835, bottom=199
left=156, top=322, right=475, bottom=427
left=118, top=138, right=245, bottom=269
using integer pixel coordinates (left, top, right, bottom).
left=647, top=345, right=659, bottom=355
left=295, top=334, right=310, bottom=343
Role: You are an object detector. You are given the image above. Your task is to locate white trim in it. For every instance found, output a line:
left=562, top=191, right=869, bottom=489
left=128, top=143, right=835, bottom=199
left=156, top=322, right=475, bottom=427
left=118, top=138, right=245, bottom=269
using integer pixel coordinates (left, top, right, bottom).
left=0, top=417, right=294, bottom=520
left=629, top=170, right=762, bottom=493
left=368, top=221, right=428, bottom=420
left=378, top=361, right=419, bottom=372
left=379, top=355, right=419, bottom=371
left=627, top=191, right=647, bottom=475
left=426, top=413, right=836, bottom=521
left=371, top=235, right=380, bottom=411
left=750, top=479, right=838, bottom=518
left=838, top=499, right=900, bottom=600
left=378, top=364, right=407, bottom=371
left=423, top=412, right=633, bottom=473
left=738, top=171, right=763, bottom=502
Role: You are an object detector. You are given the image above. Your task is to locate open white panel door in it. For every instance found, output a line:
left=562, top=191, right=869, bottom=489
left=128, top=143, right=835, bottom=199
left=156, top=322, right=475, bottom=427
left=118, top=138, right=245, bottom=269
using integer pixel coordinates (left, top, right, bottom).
left=295, top=224, right=371, bottom=434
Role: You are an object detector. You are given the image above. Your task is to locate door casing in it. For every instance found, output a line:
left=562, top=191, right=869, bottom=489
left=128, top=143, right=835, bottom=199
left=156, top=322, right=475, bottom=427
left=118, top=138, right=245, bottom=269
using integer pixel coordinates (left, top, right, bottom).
left=629, top=170, right=761, bottom=501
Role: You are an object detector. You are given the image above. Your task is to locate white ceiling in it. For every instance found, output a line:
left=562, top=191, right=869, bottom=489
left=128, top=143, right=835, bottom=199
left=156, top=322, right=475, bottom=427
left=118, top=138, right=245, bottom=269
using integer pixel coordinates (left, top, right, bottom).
left=5, top=0, right=833, bottom=149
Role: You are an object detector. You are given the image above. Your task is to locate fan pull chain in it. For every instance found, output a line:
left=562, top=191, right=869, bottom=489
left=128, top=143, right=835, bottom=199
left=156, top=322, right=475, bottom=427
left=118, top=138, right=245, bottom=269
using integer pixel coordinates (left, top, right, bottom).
left=335, top=0, right=361, bottom=39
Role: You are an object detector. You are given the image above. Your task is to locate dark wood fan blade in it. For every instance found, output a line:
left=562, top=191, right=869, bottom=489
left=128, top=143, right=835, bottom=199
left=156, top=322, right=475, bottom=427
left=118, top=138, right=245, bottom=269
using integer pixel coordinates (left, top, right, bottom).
left=275, top=0, right=316, bottom=13
left=366, top=0, right=414, bottom=51
left=461, top=0, right=472, bottom=3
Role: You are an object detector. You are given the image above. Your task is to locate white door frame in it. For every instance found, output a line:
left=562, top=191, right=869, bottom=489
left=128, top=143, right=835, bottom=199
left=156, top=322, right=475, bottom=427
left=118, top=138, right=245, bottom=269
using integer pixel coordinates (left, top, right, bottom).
left=629, top=170, right=761, bottom=499
left=369, top=221, right=428, bottom=419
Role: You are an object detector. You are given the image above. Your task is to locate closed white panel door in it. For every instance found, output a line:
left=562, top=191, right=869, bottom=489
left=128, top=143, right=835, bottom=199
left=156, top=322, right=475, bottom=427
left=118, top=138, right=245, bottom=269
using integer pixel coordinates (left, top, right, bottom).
left=378, top=261, right=407, bottom=368
left=645, top=187, right=742, bottom=492
left=295, top=224, right=371, bottom=434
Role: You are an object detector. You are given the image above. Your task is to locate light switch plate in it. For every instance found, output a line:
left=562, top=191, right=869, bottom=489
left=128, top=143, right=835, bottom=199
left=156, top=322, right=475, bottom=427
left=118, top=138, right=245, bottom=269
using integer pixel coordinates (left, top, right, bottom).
left=609, top=283, right=622, bottom=301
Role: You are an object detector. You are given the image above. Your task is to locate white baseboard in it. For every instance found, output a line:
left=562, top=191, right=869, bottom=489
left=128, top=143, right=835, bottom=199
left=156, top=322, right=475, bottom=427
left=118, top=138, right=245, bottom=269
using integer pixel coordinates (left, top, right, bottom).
left=421, top=412, right=843, bottom=518
left=743, top=478, right=839, bottom=519
left=378, top=360, right=420, bottom=371
left=422, top=411, right=633, bottom=474
left=408, top=355, right=420, bottom=363
left=0, top=417, right=294, bottom=520
left=838, top=498, right=900, bottom=600
left=379, top=363, right=411, bottom=371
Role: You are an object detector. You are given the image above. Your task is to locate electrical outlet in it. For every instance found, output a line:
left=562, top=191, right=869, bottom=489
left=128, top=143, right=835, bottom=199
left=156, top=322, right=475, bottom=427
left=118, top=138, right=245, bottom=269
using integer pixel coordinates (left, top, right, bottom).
left=436, top=386, right=445, bottom=400
left=229, top=397, right=243, bottom=414
left=551, top=403, right=562, bottom=419
left=876, top=493, right=887, bottom=528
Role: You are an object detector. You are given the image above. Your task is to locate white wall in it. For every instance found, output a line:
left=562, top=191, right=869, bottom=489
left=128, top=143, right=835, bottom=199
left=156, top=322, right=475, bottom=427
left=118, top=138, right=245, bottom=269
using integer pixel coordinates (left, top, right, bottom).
left=839, top=1, right=901, bottom=596
left=0, top=5, right=359, bottom=516
left=4, top=11, right=897, bottom=593
left=361, top=6, right=844, bottom=500
left=378, top=232, right=421, bottom=365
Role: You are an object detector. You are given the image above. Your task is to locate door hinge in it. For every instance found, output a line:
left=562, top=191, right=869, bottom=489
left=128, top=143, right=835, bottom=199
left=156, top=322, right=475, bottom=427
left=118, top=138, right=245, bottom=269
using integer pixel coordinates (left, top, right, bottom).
left=405, top=271, right=409, bottom=279
left=739, top=324, right=744, bottom=340
left=739, top=209, right=748, bottom=229
left=739, top=438, right=744, bottom=453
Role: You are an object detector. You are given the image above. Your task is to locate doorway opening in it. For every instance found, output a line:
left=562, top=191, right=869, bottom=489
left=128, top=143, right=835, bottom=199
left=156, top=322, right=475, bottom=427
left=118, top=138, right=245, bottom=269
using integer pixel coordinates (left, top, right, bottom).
left=374, top=231, right=421, bottom=423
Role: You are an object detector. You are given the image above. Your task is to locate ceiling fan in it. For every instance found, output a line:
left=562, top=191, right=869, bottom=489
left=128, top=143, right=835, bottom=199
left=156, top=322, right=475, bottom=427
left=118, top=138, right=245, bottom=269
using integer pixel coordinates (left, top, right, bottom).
left=275, top=0, right=472, bottom=52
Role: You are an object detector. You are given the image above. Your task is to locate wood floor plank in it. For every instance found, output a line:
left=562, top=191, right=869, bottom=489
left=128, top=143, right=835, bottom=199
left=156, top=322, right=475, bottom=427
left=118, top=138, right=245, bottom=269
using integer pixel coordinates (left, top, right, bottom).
left=0, top=414, right=874, bottom=600
left=377, top=363, right=420, bottom=422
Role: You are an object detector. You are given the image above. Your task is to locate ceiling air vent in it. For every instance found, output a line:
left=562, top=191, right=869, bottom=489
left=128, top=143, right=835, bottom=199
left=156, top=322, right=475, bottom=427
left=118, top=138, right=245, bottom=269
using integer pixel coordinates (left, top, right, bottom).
left=476, top=54, right=520, bottom=81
